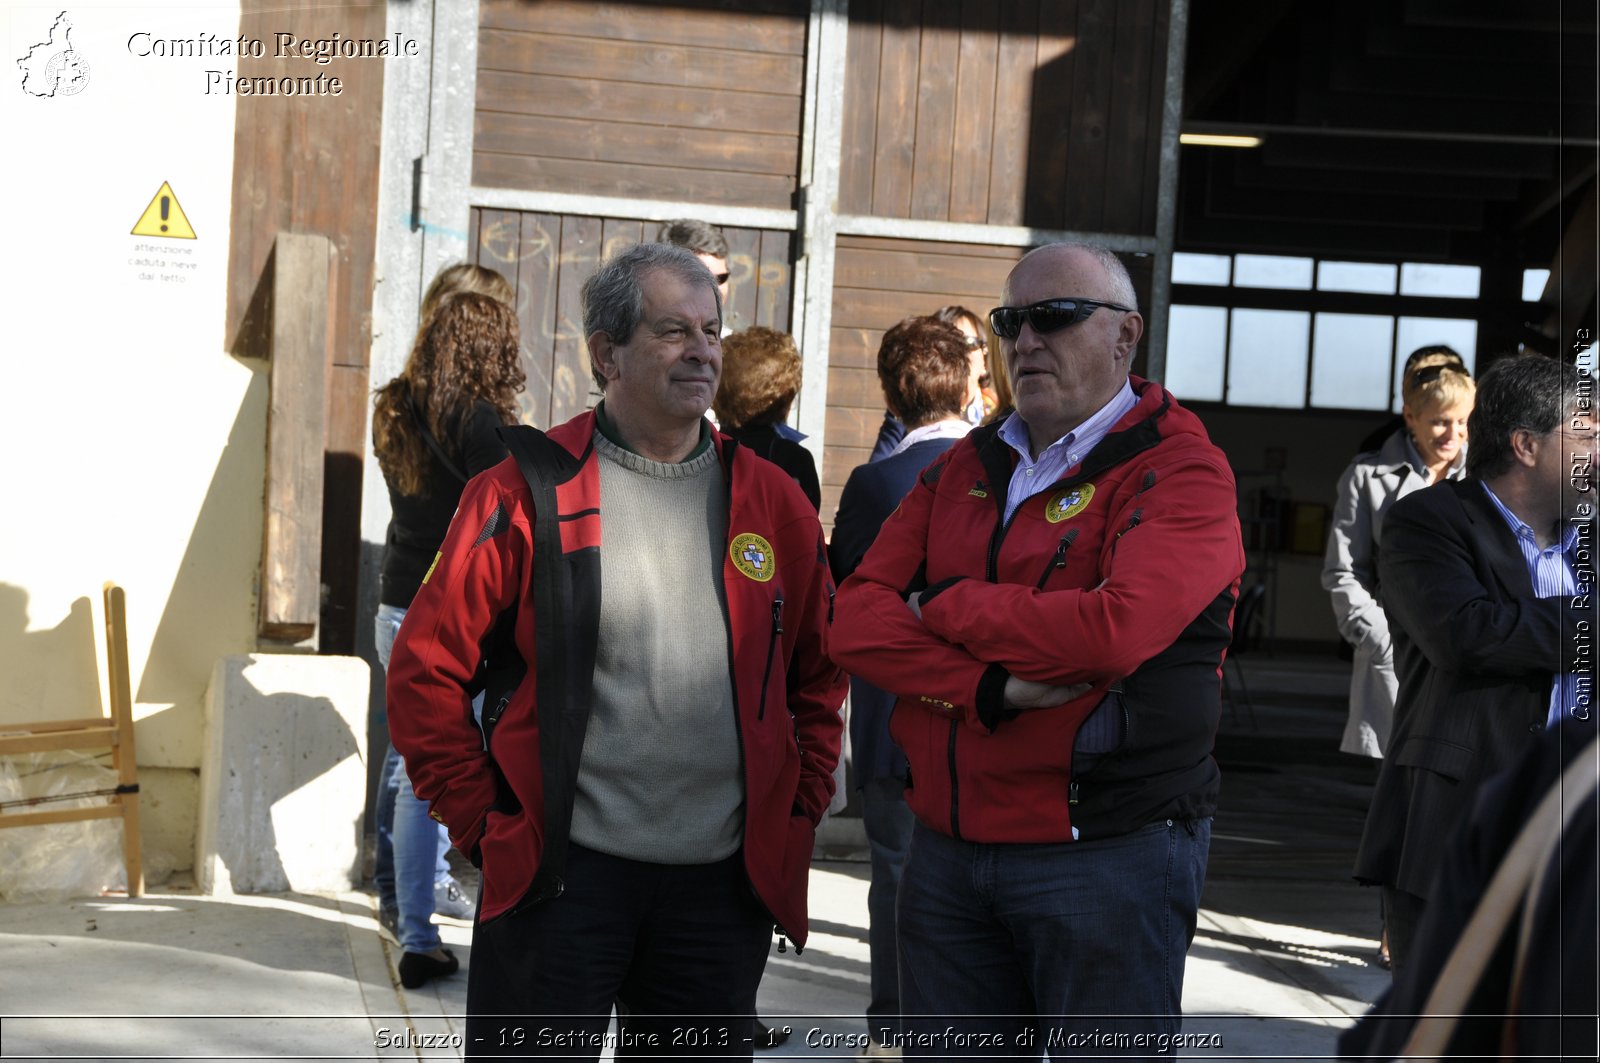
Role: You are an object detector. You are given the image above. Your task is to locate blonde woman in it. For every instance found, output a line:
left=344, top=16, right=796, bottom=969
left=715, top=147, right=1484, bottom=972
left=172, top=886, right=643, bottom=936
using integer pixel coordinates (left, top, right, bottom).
left=1324, top=352, right=1475, bottom=759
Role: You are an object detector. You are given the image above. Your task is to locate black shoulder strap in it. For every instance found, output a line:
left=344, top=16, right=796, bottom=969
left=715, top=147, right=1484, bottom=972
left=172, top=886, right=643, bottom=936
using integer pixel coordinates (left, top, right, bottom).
left=409, top=396, right=468, bottom=483
left=495, top=423, right=596, bottom=905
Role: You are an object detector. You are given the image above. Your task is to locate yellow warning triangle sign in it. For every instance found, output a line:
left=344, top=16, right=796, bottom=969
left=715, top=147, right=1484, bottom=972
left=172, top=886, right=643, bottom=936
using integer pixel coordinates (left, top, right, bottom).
left=131, top=182, right=196, bottom=239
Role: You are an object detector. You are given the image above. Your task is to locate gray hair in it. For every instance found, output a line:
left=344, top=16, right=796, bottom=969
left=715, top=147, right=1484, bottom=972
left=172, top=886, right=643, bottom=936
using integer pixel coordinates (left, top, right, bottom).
left=582, top=243, right=721, bottom=391
left=1012, top=243, right=1139, bottom=311
left=1466, top=354, right=1589, bottom=479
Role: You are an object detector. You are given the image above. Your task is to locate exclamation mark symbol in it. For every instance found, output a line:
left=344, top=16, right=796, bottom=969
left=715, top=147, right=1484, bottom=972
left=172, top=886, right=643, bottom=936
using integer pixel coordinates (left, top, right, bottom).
left=160, top=196, right=170, bottom=233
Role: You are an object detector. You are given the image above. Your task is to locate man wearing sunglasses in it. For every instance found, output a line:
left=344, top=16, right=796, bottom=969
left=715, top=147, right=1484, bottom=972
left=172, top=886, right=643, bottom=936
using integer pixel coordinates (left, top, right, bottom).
left=833, top=243, right=1244, bottom=1056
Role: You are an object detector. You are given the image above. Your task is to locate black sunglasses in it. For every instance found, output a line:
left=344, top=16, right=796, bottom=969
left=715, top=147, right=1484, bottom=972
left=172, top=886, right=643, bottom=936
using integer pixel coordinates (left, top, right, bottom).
left=988, top=298, right=1132, bottom=339
left=1408, top=364, right=1470, bottom=387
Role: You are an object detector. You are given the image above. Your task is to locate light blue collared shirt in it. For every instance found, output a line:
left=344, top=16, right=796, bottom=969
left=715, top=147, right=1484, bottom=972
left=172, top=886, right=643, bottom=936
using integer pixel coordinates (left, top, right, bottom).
left=997, top=380, right=1139, bottom=522
left=1480, top=482, right=1587, bottom=727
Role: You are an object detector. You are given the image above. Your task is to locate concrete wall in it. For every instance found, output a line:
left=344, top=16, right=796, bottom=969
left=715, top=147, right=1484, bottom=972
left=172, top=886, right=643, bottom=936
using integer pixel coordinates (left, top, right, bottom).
left=196, top=655, right=370, bottom=894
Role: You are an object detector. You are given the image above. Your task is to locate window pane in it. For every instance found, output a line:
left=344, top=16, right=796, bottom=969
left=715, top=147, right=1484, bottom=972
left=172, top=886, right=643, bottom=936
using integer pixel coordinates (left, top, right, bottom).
left=1399, top=262, right=1480, bottom=298
left=1172, top=253, right=1231, bottom=286
left=1311, top=314, right=1393, bottom=410
left=1392, top=318, right=1479, bottom=411
left=1317, top=261, right=1397, bottom=294
left=1164, top=305, right=1228, bottom=401
left=1523, top=268, right=1551, bottom=302
left=1228, top=309, right=1310, bottom=407
left=1233, top=254, right=1313, bottom=289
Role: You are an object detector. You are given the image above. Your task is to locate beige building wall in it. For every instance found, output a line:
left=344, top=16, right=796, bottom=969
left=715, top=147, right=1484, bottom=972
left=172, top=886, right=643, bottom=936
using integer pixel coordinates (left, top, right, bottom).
left=2, top=3, right=258, bottom=884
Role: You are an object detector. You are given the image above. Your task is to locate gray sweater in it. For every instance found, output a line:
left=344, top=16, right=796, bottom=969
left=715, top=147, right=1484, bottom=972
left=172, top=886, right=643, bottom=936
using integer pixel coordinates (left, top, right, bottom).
left=567, top=430, right=745, bottom=863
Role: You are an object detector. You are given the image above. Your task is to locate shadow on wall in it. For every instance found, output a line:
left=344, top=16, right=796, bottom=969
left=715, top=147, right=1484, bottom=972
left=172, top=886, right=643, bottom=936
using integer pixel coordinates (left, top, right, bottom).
left=0, top=586, right=99, bottom=722
left=358, top=539, right=386, bottom=844
left=133, top=368, right=268, bottom=767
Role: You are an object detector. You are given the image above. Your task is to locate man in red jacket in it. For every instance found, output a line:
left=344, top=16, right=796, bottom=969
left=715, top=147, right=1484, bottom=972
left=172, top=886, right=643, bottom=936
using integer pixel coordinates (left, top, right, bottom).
left=387, top=243, right=846, bottom=1059
left=832, top=243, right=1244, bottom=1057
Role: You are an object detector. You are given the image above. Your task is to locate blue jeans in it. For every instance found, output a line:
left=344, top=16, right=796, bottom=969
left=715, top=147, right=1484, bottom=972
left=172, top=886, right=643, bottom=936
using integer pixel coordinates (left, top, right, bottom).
left=862, top=776, right=915, bottom=1043
left=897, top=817, right=1211, bottom=1059
left=375, top=603, right=453, bottom=953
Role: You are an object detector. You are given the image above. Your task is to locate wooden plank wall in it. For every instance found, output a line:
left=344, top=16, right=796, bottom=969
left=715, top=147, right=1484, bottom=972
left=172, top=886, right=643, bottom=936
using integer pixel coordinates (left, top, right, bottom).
left=224, top=0, right=386, bottom=655
left=475, top=0, right=809, bottom=210
left=823, top=237, right=1153, bottom=524
left=470, top=209, right=795, bottom=430
left=823, top=237, right=1022, bottom=520
left=838, top=0, right=1168, bottom=234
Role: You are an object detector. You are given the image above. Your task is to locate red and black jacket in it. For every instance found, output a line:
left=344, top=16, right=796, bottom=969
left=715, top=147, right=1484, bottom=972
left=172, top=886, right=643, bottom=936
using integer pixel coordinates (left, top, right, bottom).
left=831, top=378, right=1245, bottom=844
left=386, top=411, right=846, bottom=943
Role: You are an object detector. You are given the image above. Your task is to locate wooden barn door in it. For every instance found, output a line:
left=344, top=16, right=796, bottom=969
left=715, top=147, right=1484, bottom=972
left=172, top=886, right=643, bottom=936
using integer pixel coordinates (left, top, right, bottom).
left=469, top=212, right=796, bottom=430
left=463, top=0, right=813, bottom=431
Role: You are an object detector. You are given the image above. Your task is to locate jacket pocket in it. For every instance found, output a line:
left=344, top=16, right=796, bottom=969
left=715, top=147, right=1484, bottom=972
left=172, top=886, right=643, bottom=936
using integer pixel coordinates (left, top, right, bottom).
left=1071, top=689, right=1127, bottom=774
left=757, top=592, right=785, bottom=720
left=1393, top=735, right=1475, bottom=781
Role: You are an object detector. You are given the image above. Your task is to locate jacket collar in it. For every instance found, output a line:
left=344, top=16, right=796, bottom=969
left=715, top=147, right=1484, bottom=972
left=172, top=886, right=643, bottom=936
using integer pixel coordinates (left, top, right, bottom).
left=969, top=376, right=1170, bottom=519
left=1449, top=478, right=1538, bottom=598
left=1370, top=428, right=1419, bottom=475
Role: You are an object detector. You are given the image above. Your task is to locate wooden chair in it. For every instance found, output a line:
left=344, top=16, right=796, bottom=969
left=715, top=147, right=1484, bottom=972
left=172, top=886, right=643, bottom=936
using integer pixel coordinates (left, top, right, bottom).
left=0, top=583, right=143, bottom=896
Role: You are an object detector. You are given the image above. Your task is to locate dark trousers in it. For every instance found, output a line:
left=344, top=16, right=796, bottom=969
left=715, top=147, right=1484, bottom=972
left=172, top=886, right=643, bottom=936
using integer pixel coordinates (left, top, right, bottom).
left=464, top=844, right=772, bottom=1060
left=1381, top=885, right=1428, bottom=978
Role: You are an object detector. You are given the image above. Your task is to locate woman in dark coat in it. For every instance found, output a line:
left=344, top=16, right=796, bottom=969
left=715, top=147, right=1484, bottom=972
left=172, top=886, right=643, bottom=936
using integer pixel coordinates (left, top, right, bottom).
left=713, top=326, right=821, bottom=513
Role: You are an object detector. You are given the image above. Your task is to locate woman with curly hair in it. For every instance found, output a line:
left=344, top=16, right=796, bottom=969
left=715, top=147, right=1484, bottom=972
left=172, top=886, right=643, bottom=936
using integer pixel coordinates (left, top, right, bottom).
left=713, top=325, right=821, bottom=512
left=372, top=276, right=523, bottom=988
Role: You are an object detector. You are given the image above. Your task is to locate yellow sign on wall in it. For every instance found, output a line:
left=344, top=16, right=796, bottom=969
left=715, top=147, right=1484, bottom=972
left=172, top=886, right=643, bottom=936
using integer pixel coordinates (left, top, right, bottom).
left=130, top=182, right=196, bottom=239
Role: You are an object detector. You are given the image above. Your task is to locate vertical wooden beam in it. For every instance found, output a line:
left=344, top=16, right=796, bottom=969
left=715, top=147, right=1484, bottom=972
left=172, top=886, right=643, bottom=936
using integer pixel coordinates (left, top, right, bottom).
left=1145, top=0, right=1189, bottom=383
left=259, top=234, right=331, bottom=642
left=794, top=0, right=851, bottom=455
left=104, top=582, right=144, bottom=898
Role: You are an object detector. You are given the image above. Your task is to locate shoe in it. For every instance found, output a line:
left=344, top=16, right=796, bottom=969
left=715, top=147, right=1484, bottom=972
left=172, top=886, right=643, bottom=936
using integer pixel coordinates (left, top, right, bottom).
left=856, top=1040, right=902, bottom=1060
left=398, top=947, right=459, bottom=989
left=754, top=1019, right=790, bottom=1050
left=377, top=903, right=399, bottom=942
left=434, top=876, right=475, bottom=920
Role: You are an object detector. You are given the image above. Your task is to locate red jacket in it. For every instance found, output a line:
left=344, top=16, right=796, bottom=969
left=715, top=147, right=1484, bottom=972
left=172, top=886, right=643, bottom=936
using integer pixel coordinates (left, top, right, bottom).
left=386, top=411, right=846, bottom=943
left=831, top=379, right=1244, bottom=843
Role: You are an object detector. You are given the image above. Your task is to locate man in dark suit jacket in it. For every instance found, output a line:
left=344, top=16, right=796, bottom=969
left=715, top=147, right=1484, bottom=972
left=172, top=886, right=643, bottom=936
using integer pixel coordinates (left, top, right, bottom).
left=1355, top=353, right=1597, bottom=974
left=828, top=314, right=978, bottom=1055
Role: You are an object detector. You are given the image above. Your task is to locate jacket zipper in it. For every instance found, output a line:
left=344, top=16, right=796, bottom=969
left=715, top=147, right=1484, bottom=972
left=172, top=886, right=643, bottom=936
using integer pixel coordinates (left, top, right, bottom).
left=1067, top=695, right=1131, bottom=809
left=1107, top=471, right=1157, bottom=564
left=1035, top=529, right=1081, bottom=589
left=1108, top=509, right=1143, bottom=563
left=945, top=720, right=961, bottom=839
left=955, top=511, right=1026, bottom=840
left=757, top=595, right=784, bottom=720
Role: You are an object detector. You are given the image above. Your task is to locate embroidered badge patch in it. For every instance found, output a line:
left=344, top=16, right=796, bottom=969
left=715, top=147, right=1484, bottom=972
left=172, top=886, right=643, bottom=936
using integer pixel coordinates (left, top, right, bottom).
left=730, top=533, right=776, bottom=582
left=1045, top=483, right=1095, bottom=523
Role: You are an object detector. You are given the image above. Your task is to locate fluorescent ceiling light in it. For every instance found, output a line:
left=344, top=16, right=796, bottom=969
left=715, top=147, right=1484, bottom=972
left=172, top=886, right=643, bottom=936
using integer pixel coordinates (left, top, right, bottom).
left=1179, top=133, right=1263, bottom=148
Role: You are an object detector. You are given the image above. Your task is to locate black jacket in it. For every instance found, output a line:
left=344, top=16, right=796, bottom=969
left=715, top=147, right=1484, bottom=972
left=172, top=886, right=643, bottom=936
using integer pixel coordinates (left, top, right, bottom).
left=1355, top=478, right=1588, bottom=896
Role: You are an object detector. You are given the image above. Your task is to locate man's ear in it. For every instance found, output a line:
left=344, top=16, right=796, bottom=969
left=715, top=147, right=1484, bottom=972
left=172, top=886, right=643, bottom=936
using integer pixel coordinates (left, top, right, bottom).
left=1510, top=426, right=1543, bottom=468
left=589, top=331, right=619, bottom=386
left=1114, top=311, right=1145, bottom=364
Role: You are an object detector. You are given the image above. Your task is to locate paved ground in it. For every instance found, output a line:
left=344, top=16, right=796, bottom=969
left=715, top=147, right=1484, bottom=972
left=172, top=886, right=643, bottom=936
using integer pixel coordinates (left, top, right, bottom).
left=0, top=654, right=1395, bottom=1060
